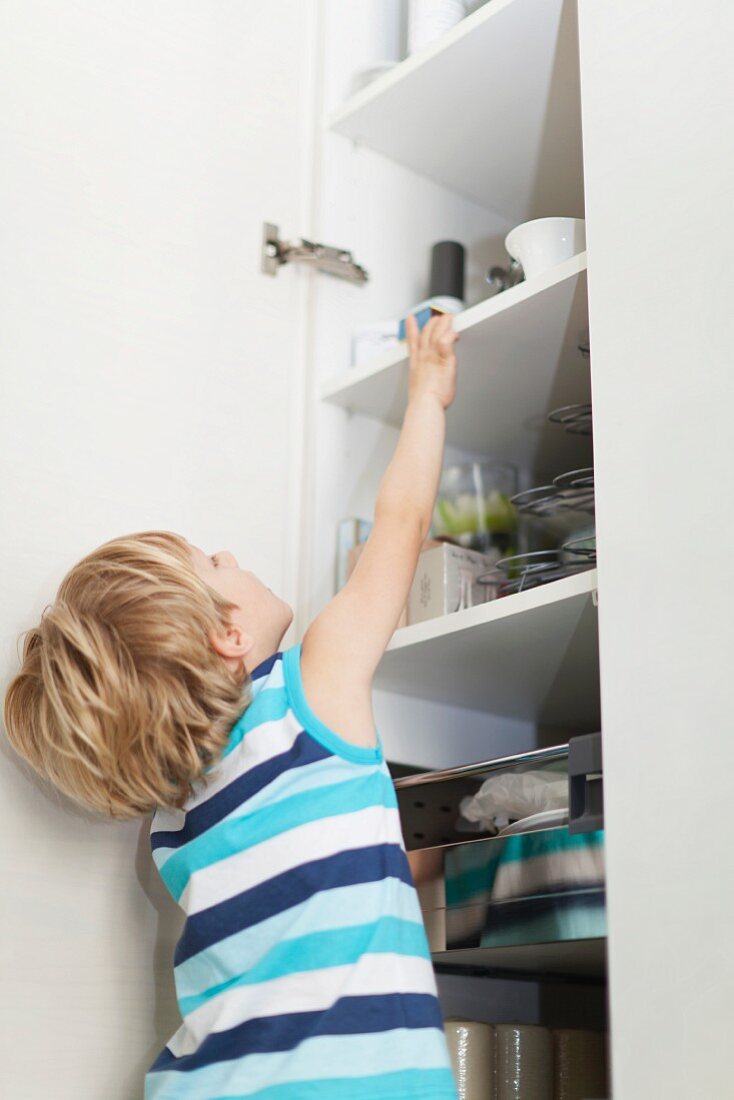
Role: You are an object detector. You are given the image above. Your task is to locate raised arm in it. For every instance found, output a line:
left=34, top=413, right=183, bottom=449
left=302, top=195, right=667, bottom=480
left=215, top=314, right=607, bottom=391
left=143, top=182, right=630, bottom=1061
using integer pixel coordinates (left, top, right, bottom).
left=300, top=312, right=458, bottom=748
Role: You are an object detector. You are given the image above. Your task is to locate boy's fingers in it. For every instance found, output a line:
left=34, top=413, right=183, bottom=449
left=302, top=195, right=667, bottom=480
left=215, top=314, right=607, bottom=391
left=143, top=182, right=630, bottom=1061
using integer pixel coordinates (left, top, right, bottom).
left=419, top=314, right=435, bottom=352
left=436, top=314, right=454, bottom=339
left=413, top=312, right=458, bottom=355
left=405, top=313, right=418, bottom=357
left=435, top=315, right=456, bottom=350
left=426, top=314, right=448, bottom=344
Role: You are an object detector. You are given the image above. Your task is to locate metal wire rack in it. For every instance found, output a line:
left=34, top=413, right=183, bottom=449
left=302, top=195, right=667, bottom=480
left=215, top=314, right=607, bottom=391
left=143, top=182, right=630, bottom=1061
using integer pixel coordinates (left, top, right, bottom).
left=561, top=532, right=597, bottom=560
left=511, top=468, right=595, bottom=519
left=548, top=403, right=593, bottom=436
left=477, top=548, right=595, bottom=595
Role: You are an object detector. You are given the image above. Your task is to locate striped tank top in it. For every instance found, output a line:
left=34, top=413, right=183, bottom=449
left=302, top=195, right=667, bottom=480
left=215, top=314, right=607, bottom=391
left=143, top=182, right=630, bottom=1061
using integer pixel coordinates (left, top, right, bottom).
left=145, top=643, right=457, bottom=1100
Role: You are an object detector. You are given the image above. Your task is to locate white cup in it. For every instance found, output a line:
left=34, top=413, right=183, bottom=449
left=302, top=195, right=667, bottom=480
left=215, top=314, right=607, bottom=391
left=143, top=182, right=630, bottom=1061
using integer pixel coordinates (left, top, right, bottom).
left=504, top=217, right=586, bottom=280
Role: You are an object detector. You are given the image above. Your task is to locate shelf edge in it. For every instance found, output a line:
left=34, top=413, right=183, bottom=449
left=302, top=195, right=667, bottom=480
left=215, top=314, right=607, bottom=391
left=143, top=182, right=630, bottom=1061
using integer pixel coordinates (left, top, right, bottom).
left=326, top=0, right=525, bottom=134
left=384, top=568, right=598, bottom=653
left=319, top=251, right=587, bottom=404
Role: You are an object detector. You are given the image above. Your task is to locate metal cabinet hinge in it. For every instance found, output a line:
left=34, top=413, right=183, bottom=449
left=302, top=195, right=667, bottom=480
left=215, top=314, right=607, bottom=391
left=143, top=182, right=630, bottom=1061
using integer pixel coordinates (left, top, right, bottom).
left=261, top=223, right=368, bottom=285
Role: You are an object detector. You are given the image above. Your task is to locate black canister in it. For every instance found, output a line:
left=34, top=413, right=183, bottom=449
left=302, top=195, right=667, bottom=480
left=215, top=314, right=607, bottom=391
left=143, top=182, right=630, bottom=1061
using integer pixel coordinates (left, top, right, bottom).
left=429, top=240, right=465, bottom=303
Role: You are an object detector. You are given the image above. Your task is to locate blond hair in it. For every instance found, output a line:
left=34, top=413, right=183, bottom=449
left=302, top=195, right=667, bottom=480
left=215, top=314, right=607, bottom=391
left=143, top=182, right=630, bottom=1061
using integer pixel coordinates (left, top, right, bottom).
left=3, top=531, right=251, bottom=820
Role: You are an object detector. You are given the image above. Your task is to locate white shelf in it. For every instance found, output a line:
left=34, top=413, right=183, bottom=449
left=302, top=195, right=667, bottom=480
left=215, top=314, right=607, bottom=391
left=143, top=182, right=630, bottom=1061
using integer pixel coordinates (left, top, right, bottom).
left=375, top=569, right=599, bottom=728
left=433, top=937, right=606, bottom=982
left=328, top=0, right=584, bottom=223
left=321, top=252, right=592, bottom=481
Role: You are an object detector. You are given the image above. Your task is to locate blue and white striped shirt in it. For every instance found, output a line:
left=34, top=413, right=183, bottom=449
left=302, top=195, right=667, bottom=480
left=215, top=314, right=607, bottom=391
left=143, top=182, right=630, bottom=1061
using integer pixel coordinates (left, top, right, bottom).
left=145, top=644, right=457, bottom=1099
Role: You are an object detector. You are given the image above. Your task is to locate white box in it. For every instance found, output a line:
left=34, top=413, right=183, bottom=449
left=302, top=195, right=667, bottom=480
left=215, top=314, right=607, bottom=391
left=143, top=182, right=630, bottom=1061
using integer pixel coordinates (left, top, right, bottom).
left=408, top=543, right=498, bottom=625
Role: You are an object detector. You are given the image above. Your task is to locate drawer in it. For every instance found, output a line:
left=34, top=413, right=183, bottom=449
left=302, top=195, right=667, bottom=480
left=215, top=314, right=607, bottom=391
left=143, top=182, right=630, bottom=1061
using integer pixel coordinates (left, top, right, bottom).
left=397, top=735, right=605, bottom=958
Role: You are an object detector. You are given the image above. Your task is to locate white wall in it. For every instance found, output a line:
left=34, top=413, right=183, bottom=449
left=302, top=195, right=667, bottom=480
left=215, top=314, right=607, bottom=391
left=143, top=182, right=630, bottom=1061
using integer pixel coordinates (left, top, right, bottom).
left=578, top=2, right=734, bottom=1096
left=0, top=2, right=312, bottom=1095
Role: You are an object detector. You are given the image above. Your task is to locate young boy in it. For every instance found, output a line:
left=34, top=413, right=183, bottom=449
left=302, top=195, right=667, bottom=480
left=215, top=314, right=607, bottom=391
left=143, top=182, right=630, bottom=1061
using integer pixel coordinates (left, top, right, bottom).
left=4, top=313, right=460, bottom=1099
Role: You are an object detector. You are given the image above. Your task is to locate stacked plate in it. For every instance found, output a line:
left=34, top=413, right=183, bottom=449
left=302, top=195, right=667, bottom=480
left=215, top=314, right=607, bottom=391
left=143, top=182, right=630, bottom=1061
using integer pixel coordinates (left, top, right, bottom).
left=511, top=467, right=595, bottom=519
left=547, top=402, right=593, bottom=437
left=477, top=546, right=594, bottom=595
left=478, top=469, right=596, bottom=595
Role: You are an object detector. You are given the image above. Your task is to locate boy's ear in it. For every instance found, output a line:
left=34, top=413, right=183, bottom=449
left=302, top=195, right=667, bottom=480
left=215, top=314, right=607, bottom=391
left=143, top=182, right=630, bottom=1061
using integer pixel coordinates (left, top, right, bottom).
left=208, top=623, right=255, bottom=661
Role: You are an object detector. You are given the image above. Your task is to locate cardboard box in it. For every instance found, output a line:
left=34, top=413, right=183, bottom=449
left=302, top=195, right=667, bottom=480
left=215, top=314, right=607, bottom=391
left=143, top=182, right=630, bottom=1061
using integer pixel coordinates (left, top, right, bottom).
left=408, top=542, right=498, bottom=625
left=346, top=538, right=498, bottom=629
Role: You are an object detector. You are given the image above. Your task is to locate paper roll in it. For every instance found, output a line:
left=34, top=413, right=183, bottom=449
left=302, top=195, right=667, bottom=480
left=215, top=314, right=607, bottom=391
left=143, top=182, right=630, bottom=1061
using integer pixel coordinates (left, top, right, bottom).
left=552, top=1029, right=608, bottom=1100
left=444, top=1018, right=495, bottom=1100
left=495, top=1023, right=553, bottom=1099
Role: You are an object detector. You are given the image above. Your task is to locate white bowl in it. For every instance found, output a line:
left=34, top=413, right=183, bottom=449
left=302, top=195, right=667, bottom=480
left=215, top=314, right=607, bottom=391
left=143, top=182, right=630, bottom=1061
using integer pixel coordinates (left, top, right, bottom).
left=504, top=217, right=586, bottom=280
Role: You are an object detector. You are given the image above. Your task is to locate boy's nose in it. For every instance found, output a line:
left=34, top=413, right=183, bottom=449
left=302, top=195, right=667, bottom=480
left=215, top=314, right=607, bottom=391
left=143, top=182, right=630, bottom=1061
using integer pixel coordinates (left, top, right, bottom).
left=216, top=550, right=239, bottom=568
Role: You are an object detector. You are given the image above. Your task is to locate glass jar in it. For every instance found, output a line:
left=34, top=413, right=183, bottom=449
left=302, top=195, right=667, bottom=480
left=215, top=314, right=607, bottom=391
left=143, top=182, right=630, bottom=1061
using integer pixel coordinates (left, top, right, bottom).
left=433, top=461, right=518, bottom=555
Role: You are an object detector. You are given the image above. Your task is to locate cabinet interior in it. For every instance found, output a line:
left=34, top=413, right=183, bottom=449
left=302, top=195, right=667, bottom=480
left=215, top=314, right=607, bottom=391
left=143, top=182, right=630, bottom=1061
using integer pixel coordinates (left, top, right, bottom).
left=302, top=0, right=605, bottom=1035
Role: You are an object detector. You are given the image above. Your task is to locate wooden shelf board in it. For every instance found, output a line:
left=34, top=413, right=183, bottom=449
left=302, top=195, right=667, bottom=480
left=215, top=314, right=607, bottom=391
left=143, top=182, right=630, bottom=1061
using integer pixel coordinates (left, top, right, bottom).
left=321, top=253, right=592, bottom=481
left=328, top=0, right=584, bottom=223
left=433, top=936, right=607, bottom=982
left=375, top=568, right=600, bottom=727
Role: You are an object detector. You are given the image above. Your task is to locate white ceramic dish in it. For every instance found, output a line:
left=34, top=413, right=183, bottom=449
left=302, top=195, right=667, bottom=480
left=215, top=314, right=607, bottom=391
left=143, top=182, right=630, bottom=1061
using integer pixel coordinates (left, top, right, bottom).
left=498, top=807, right=569, bottom=836
left=504, top=217, right=586, bottom=280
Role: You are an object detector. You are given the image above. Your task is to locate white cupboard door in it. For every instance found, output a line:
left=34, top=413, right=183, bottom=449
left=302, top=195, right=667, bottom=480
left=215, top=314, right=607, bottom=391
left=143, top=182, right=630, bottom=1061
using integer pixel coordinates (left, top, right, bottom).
left=578, top=3, right=734, bottom=1097
left=0, top=2, right=315, bottom=1096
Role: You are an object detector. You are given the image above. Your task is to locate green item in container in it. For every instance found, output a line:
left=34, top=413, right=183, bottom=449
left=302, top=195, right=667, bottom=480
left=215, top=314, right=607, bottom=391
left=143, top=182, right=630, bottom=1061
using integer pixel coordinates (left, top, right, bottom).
left=484, top=490, right=517, bottom=535
left=434, top=492, right=517, bottom=538
left=435, top=496, right=479, bottom=536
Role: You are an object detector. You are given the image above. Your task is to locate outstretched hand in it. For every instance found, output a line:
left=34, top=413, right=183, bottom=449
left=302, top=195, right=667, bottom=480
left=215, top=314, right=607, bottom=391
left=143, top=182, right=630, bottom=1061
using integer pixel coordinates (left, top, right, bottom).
left=405, top=312, right=458, bottom=410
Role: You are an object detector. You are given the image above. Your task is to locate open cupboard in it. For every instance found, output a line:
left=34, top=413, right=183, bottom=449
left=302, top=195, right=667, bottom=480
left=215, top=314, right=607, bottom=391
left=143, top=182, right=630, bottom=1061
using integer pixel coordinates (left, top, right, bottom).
left=295, top=1, right=608, bottom=1095
left=285, top=2, right=734, bottom=1097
